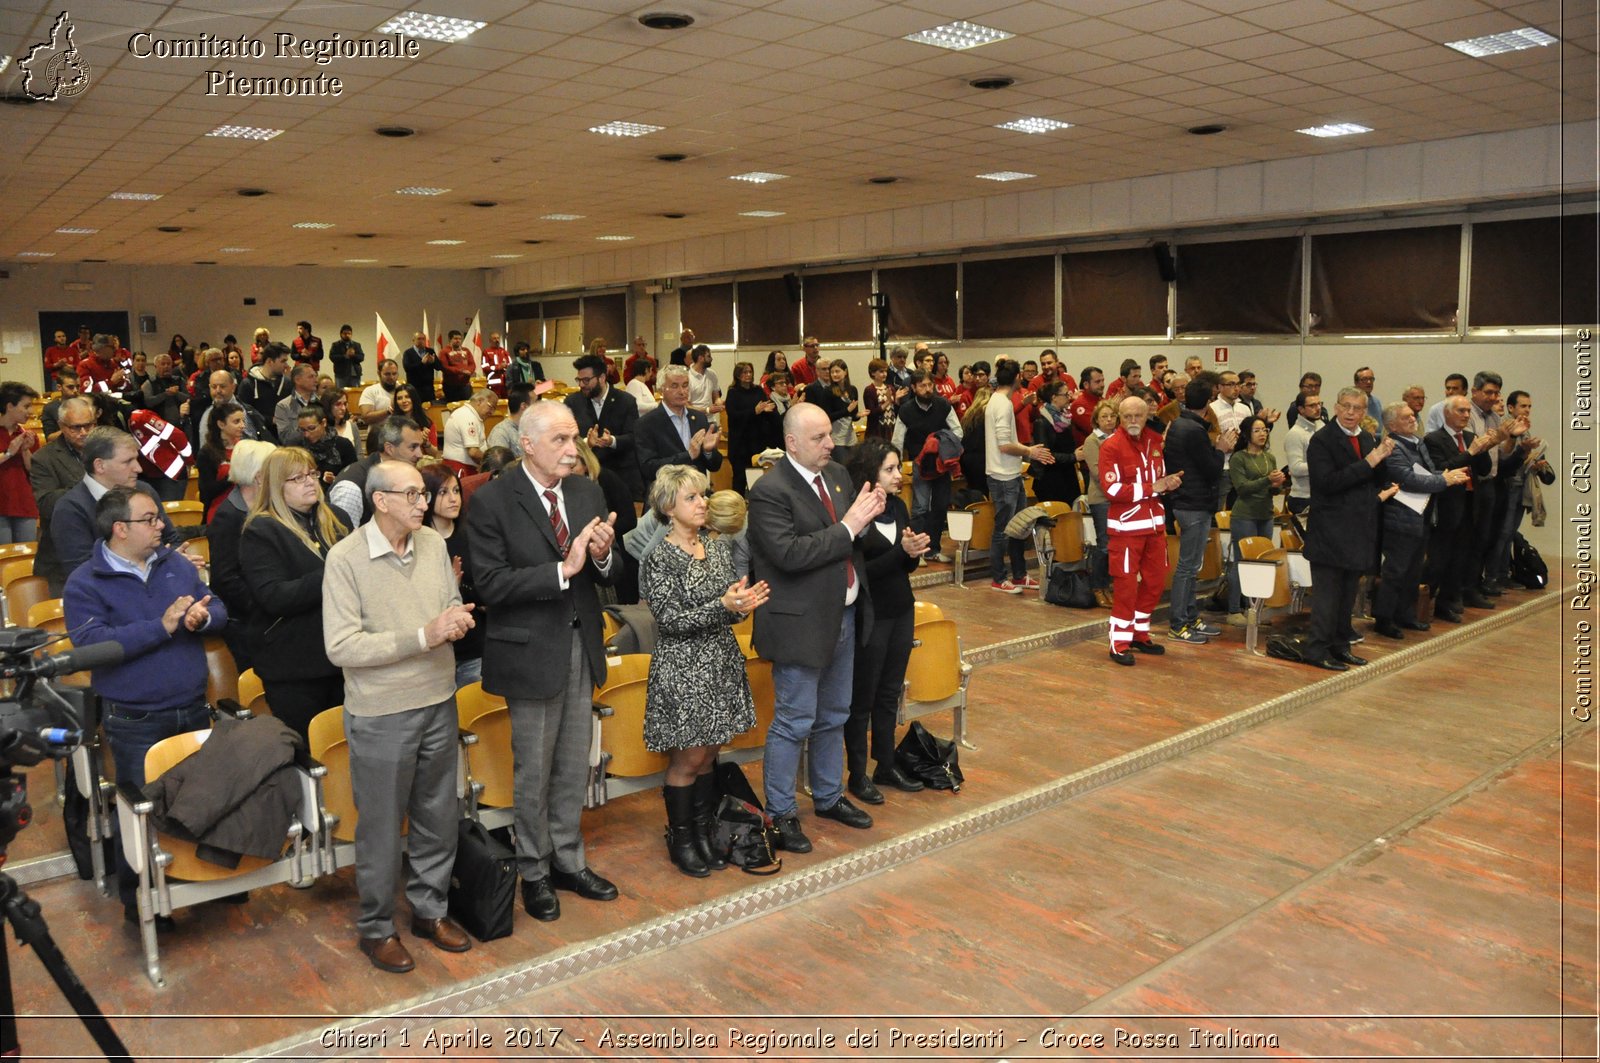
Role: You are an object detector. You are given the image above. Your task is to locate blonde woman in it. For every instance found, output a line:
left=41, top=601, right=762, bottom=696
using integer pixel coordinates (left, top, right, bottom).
left=240, top=447, right=351, bottom=738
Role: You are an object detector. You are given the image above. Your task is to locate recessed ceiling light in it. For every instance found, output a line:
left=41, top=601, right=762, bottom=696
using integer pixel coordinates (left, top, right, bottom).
left=589, top=121, right=664, bottom=138
left=345, top=258, right=378, bottom=263
left=293, top=221, right=334, bottom=229
left=108, top=192, right=162, bottom=201
left=523, top=239, right=544, bottom=245
left=427, top=239, right=464, bottom=245
left=236, top=187, right=269, bottom=197
left=969, top=75, right=1015, bottom=90
left=661, top=212, right=686, bottom=219
left=638, top=12, right=694, bottom=30
left=355, top=233, right=377, bottom=238
left=388, top=265, right=407, bottom=269
left=219, top=247, right=251, bottom=253
left=905, top=21, right=1012, bottom=51
left=55, top=227, right=98, bottom=234
left=541, top=213, right=584, bottom=221
left=1445, top=27, right=1558, bottom=57
left=976, top=171, right=1035, bottom=182
left=596, top=235, right=634, bottom=241
left=739, top=210, right=785, bottom=218
left=868, top=176, right=899, bottom=185
left=470, top=200, right=497, bottom=208
left=17, top=251, right=54, bottom=258
left=82, top=258, right=107, bottom=263
left=1297, top=122, right=1372, bottom=138
left=375, top=126, right=415, bottom=138
left=490, top=253, right=522, bottom=259
left=997, top=117, right=1072, bottom=134
left=208, top=125, right=283, bottom=141
left=157, top=226, right=184, bottom=233
left=656, top=153, right=687, bottom=163
left=395, top=187, right=450, bottom=196
left=1188, top=124, right=1228, bottom=136
left=730, top=171, right=787, bottom=184
left=193, top=260, right=217, bottom=265
left=376, top=12, right=485, bottom=43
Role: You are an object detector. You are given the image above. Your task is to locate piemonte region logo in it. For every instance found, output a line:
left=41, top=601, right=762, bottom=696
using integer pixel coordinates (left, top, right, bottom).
left=21, top=11, right=93, bottom=101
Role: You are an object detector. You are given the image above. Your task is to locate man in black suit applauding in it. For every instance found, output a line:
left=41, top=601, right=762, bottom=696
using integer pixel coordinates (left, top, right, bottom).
left=467, top=400, right=620, bottom=922
left=747, top=403, right=884, bottom=853
left=565, top=352, right=641, bottom=501
left=635, top=364, right=722, bottom=492
left=1302, top=387, right=1398, bottom=671
left=1423, top=394, right=1499, bottom=621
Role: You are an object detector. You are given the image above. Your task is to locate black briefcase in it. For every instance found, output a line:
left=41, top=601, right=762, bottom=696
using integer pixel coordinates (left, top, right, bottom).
left=448, top=818, right=516, bottom=941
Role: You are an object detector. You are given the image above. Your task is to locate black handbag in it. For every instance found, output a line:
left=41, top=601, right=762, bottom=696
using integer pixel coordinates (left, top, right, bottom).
left=894, top=721, right=964, bottom=792
left=1265, top=633, right=1310, bottom=663
left=1043, top=560, right=1094, bottom=608
left=448, top=818, right=516, bottom=941
left=713, top=761, right=781, bottom=875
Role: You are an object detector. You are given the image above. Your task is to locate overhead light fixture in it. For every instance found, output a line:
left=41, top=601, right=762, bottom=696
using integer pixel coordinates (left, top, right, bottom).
left=490, top=253, right=522, bottom=259
left=589, top=121, right=664, bottom=137
left=108, top=192, right=162, bottom=201
left=1297, top=122, right=1372, bottom=138
left=219, top=247, right=251, bottom=253
left=638, top=12, right=694, bottom=30
left=236, top=187, right=268, bottom=197
left=17, top=251, right=54, bottom=257
left=376, top=12, right=485, bottom=42
left=660, top=212, right=686, bottom=219
left=427, top=239, right=464, bottom=245
left=1445, top=27, right=1558, bottom=57
left=596, top=235, right=634, bottom=241
left=207, top=124, right=283, bottom=141
left=976, top=171, right=1036, bottom=182
left=730, top=171, right=787, bottom=184
left=996, top=117, right=1072, bottom=134
left=904, top=21, right=1012, bottom=51
left=1188, top=124, right=1228, bottom=136
left=157, top=226, right=184, bottom=233
left=193, top=260, right=217, bottom=265
left=55, top=227, right=98, bottom=234
left=969, top=75, right=1015, bottom=90
left=293, top=221, right=334, bottom=229
left=374, top=125, right=415, bottom=138
left=739, top=210, right=786, bottom=218
left=345, top=258, right=378, bottom=263
left=541, top=213, right=584, bottom=221
left=470, top=200, right=497, bottom=208
left=395, top=186, right=450, bottom=195
left=868, top=176, right=899, bottom=185
left=656, top=153, right=687, bottom=163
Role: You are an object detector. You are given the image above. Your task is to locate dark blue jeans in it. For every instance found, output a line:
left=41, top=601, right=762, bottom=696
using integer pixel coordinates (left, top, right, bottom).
left=1170, top=509, right=1212, bottom=630
left=104, top=698, right=213, bottom=906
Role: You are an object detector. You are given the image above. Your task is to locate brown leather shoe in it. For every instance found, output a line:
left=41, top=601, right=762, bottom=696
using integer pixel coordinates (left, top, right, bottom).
left=412, top=915, right=472, bottom=953
left=359, top=934, right=415, bottom=973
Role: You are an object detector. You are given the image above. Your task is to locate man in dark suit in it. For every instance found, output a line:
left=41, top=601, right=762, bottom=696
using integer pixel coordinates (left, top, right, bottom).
left=467, top=401, right=620, bottom=923
left=747, top=403, right=884, bottom=853
left=1423, top=394, right=1499, bottom=621
left=565, top=352, right=642, bottom=501
left=402, top=332, right=439, bottom=404
left=1302, top=387, right=1397, bottom=671
left=634, top=364, right=722, bottom=491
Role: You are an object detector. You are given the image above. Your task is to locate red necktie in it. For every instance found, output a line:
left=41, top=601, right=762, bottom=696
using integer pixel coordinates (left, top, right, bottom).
left=1349, top=434, right=1362, bottom=459
left=545, top=489, right=570, bottom=554
left=1455, top=432, right=1474, bottom=491
left=813, top=474, right=853, bottom=589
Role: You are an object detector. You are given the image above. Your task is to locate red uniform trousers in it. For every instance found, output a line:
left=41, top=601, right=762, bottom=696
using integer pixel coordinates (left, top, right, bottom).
left=1108, top=531, right=1167, bottom=651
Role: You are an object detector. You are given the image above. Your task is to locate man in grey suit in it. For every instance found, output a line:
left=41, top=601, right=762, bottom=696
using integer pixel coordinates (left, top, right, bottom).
left=634, top=364, right=722, bottom=491
left=468, top=400, right=620, bottom=922
left=747, top=402, right=885, bottom=853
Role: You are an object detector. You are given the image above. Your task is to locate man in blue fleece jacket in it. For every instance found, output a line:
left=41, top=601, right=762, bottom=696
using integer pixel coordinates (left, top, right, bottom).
left=64, top=486, right=225, bottom=922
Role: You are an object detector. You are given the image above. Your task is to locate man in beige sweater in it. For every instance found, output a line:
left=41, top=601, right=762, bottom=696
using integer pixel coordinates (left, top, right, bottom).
left=323, top=459, right=478, bottom=974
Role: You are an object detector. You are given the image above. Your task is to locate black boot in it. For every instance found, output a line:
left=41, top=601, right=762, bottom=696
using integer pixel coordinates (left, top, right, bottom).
left=691, top=773, right=728, bottom=871
left=663, top=785, right=709, bottom=878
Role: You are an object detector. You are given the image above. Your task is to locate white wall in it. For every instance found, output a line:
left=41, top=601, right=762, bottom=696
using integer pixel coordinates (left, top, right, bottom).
left=0, top=261, right=502, bottom=388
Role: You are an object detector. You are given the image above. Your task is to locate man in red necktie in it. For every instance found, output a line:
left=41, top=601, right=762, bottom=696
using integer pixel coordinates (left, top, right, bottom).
left=1423, top=394, right=1501, bottom=621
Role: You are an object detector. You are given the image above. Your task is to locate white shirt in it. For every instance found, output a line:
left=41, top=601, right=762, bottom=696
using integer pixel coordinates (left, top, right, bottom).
left=984, top=390, right=1022, bottom=481
left=522, top=464, right=612, bottom=588
left=688, top=366, right=719, bottom=409
left=359, top=383, right=394, bottom=415
left=442, top=404, right=485, bottom=466
left=626, top=377, right=658, bottom=413
left=783, top=454, right=858, bottom=607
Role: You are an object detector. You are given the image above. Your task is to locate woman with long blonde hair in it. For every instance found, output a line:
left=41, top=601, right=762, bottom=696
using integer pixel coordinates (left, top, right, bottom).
left=239, top=447, right=351, bottom=738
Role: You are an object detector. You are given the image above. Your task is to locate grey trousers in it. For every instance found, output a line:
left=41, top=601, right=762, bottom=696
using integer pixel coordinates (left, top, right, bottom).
left=345, top=697, right=460, bottom=940
left=506, top=638, right=594, bottom=881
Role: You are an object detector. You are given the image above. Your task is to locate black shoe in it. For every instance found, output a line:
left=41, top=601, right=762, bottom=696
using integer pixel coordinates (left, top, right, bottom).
left=666, top=824, right=710, bottom=877
left=1399, top=619, right=1432, bottom=631
left=815, top=796, right=873, bottom=829
left=550, top=866, right=618, bottom=901
left=1373, top=621, right=1404, bottom=640
left=1462, top=591, right=1495, bottom=609
left=123, top=905, right=177, bottom=932
left=1109, top=649, right=1135, bottom=666
left=1333, top=649, right=1368, bottom=666
left=1127, top=639, right=1165, bottom=655
left=871, top=763, right=924, bottom=793
left=773, top=813, right=812, bottom=853
left=847, top=774, right=884, bottom=805
left=1479, top=582, right=1505, bottom=597
left=1307, top=657, right=1348, bottom=672
left=1434, top=606, right=1464, bottom=624
left=521, top=877, right=560, bottom=922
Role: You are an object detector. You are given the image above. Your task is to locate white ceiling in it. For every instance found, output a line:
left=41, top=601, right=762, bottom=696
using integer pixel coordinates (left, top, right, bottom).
left=0, top=0, right=1592, bottom=269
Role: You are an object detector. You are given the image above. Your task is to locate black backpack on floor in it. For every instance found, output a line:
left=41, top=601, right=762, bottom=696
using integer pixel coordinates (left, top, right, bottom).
left=1510, top=533, right=1548, bottom=590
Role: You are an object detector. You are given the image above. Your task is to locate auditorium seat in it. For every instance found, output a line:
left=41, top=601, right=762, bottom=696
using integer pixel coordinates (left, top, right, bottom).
left=163, top=500, right=205, bottom=527
left=590, top=653, right=664, bottom=805
left=901, top=618, right=973, bottom=750
left=457, top=682, right=514, bottom=831
left=6, top=574, right=50, bottom=629
left=235, top=669, right=270, bottom=718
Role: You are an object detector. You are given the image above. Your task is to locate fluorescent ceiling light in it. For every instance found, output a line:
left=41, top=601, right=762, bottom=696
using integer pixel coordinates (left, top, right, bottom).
left=490, top=253, right=522, bottom=259
left=207, top=124, right=283, bottom=141
left=427, top=239, right=464, bottom=245
left=345, top=258, right=378, bottom=263
left=541, top=213, right=584, bottom=221
left=730, top=171, right=787, bottom=184
left=219, top=247, right=252, bottom=253
left=997, top=117, right=1072, bottom=134
left=739, top=210, right=786, bottom=218
left=1297, top=122, right=1372, bottom=138
left=596, top=235, right=634, bottom=241
left=588, top=121, right=664, bottom=137
left=976, top=171, right=1035, bottom=181
left=395, top=186, right=450, bottom=195
left=904, top=21, right=1012, bottom=50
left=377, top=12, right=485, bottom=42
left=55, top=227, right=98, bottom=234
left=108, top=192, right=162, bottom=201
left=293, top=221, right=334, bottom=229
left=1445, top=27, right=1558, bottom=57
left=17, top=251, right=55, bottom=257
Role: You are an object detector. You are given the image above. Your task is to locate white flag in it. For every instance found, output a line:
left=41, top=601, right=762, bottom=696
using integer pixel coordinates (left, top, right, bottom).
left=375, top=312, right=400, bottom=363
left=462, top=310, right=483, bottom=364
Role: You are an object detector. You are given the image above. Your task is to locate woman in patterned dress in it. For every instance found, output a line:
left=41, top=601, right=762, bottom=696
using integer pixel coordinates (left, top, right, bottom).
left=640, top=464, right=770, bottom=877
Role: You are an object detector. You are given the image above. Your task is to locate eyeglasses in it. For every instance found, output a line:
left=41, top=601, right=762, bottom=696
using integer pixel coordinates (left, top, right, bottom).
left=284, top=472, right=319, bottom=486
left=377, top=488, right=432, bottom=506
left=61, top=421, right=94, bottom=433
left=119, top=513, right=163, bottom=527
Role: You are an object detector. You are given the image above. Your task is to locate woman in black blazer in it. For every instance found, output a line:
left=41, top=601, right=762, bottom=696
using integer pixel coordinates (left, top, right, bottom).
left=239, top=446, right=351, bottom=738
left=1031, top=381, right=1082, bottom=504
left=842, top=439, right=931, bottom=803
